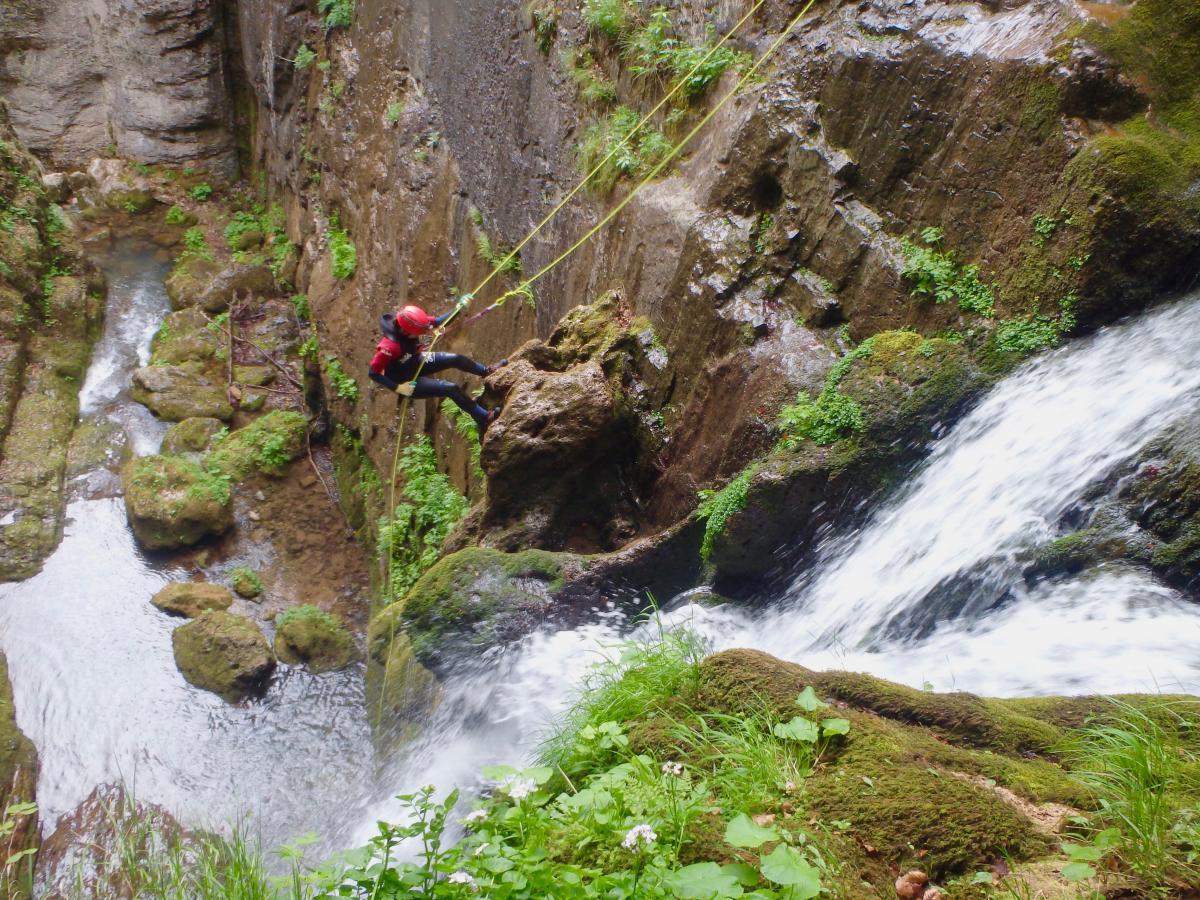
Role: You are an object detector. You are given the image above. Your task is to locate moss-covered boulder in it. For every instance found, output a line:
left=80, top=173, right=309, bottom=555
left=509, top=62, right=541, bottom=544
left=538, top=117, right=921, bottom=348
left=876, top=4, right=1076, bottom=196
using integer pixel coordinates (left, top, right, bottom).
left=149, top=307, right=222, bottom=367
left=151, top=581, right=233, bottom=618
left=274, top=605, right=356, bottom=673
left=172, top=610, right=275, bottom=701
left=230, top=567, right=262, bottom=599
left=131, top=365, right=233, bottom=422
left=708, top=332, right=987, bottom=588
left=397, top=547, right=583, bottom=672
left=166, top=259, right=274, bottom=313
left=204, top=410, right=307, bottom=479
left=122, top=455, right=233, bottom=550
left=675, top=650, right=1198, bottom=888
left=366, top=607, right=441, bottom=750
left=161, top=417, right=225, bottom=455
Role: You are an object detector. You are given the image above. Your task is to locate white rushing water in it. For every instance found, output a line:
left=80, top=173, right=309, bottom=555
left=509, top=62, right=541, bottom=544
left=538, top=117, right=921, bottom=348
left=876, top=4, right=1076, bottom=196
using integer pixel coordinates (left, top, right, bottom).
left=365, top=292, right=1200, bottom=828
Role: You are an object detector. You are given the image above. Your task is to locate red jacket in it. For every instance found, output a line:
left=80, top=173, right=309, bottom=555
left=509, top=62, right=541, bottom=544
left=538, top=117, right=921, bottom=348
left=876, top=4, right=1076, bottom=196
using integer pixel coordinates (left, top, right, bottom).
left=369, top=336, right=418, bottom=378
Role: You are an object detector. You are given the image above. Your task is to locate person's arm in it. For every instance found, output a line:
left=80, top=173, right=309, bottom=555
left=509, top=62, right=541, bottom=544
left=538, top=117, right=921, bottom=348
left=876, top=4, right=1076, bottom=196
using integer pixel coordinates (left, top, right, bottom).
left=369, top=345, right=416, bottom=395
left=433, top=294, right=473, bottom=326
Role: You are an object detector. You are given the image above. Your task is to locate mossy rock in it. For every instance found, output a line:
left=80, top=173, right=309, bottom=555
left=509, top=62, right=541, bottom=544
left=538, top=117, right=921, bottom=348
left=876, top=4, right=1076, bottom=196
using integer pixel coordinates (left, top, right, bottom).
left=233, top=365, right=274, bottom=387
left=164, top=256, right=222, bottom=312
left=122, top=455, right=232, bottom=550
left=366, top=607, right=441, bottom=750
left=131, top=365, right=233, bottom=422
left=149, top=307, right=222, bottom=367
left=204, top=410, right=307, bottom=479
left=66, top=417, right=129, bottom=476
left=166, top=259, right=275, bottom=313
left=151, top=581, right=233, bottom=617
left=708, top=332, right=987, bottom=587
left=274, top=605, right=356, bottom=673
left=172, top=610, right=275, bottom=701
left=229, top=567, right=262, bottom=599
left=397, top=547, right=582, bottom=672
left=0, top=653, right=37, bottom=863
left=161, top=417, right=225, bottom=455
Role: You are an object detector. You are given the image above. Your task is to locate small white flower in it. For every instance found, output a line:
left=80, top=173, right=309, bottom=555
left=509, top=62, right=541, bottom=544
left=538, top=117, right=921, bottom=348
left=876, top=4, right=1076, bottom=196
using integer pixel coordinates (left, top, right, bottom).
left=621, top=823, right=658, bottom=851
left=506, top=778, right=537, bottom=801
left=661, top=761, right=684, bottom=776
left=462, top=808, right=489, bottom=827
left=473, top=842, right=490, bottom=857
left=448, top=870, right=478, bottom=891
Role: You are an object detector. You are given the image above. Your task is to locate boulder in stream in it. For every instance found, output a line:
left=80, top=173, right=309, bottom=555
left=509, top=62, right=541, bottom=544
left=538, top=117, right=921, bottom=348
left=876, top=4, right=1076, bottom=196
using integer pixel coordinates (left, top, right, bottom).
left=172, top=610, right=275, bottom=701
left=161, top=417, right=226, bottom=455
left=274, top=605, right=356, bottom=672
left=151, top=581, right=233, bottom=618
left=131, top=365, right=233, bottom=422
left=122, top=455, right=233, bottom=550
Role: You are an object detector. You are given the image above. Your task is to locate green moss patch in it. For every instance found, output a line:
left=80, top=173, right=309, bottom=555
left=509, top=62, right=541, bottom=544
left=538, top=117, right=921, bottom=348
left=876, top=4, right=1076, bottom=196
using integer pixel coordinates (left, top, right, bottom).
left=274, top=604, right=356, bottom=672
left=204, top=410, right=307, bottom=479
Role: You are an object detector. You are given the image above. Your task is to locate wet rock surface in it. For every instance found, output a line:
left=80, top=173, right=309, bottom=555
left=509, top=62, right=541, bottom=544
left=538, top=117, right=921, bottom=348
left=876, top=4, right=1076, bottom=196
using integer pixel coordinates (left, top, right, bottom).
left=151, top=581, right=234, bottom=618
left=171, top=609, right=276, bottom=701
left=122, top=455, right=233, bottom=550
left=274, top=605, right=356, bottom=673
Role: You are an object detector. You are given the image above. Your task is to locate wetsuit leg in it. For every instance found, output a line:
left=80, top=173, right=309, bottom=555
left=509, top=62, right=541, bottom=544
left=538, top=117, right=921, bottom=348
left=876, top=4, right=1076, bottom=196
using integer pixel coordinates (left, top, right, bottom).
left=418, top=351, right=488, bottom=378
left=409, top=377, right=490, bottom=429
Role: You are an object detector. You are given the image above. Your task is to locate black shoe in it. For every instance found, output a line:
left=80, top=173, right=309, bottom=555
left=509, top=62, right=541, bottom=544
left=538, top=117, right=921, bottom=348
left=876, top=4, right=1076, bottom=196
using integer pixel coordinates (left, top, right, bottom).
left=479, top=406, right=502, bottom=434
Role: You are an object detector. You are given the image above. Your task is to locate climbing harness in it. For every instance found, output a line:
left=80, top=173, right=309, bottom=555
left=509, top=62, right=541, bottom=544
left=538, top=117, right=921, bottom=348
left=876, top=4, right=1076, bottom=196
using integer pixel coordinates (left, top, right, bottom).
left=373, top=0, right=823, bottom=725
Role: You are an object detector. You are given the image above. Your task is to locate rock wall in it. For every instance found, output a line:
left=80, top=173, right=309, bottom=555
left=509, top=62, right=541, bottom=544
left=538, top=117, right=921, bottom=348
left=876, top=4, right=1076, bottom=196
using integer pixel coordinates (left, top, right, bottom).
left=0, top=0, right=235, bottom=173
left=227, top=0, right=1200, bottom=563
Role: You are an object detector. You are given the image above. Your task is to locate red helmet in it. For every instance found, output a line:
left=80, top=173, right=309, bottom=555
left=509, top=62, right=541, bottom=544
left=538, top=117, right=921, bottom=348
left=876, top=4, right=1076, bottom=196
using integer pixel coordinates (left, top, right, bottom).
left=396, top=304, right=435, bottom=336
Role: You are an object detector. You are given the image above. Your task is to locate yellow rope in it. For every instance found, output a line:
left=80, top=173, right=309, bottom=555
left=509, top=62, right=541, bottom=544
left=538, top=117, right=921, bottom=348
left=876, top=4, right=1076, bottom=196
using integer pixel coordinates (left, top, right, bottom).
left=468, top=0, right=769, bottom=300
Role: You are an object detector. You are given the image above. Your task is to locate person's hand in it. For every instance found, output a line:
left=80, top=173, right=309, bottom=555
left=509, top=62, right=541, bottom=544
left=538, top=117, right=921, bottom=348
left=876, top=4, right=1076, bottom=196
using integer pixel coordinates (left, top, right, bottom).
left=455, top=293, right=473, bottom=312
left=395, top=381, right=417, bottom=397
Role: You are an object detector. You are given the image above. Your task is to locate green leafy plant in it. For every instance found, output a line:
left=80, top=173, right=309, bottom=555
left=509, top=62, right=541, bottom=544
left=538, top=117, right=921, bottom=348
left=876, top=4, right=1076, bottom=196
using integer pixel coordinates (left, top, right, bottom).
left=276, top=603, right=339, bottom=630
left=189, top=183, right=213, bottom=202
left=324, top=355, right=358, bottom=401
left=385, top=99, right=405, bottom=124
left=326, top=215, right=357, bottom=279
left=377, top=436, right=469, bottom=602
left=696, top=463, right=759, bottom=563
left=290, top=293, right=310, bottom=320
left=181, top=226, right=214, bottom=262
left=441, top=398, right=484, bottom=484
left=578, top=106, right=673, bottom=193
left=565, top=48, right=618, bottom=105
left=1032, top=213, right=1058, bottom=246
left=622, top=13, right=751, bottom=96
left=901, top=227, right=995, bottom=317
left=1060, top=700, right=1200, bottom=889
left=775, top=338, right=875, bottom=451
left=317, top=0, right=354, bottom=29
left=223, top=210, right=262, bottom=250
left=293, top=43, right=316, bottom=70
left=164, top=204, right=188, bottom=226
left=582, top=0, right=633, bottom=39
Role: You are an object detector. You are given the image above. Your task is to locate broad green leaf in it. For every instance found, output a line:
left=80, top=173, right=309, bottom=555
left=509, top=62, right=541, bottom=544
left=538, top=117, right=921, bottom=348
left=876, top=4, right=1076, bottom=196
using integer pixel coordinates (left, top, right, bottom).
left=759, top=845, right=821, bottom=896
left=4, top=803, right=36, bottom=817
left=1061, top=862, right=1096, bottom=883
left=773, top=716, right=820, bottom=743
left=1093, top=827, right=1123, bottom=850
left=483, top=856, right=515, bottom=874
left=522, top=766, right=554, bottom=785
left=820, top=718, right=851, bottom=736
left=725, top=813, right=780, bottom=848
left=794, top=686, right=828, bottom=712
left=970, top=871, right=993, bottom=884
left=667, top=861, right=744, bottom=898
left=722, top=863, right=761, bottom=886
left=1061, top=842, right=1102, bottom=862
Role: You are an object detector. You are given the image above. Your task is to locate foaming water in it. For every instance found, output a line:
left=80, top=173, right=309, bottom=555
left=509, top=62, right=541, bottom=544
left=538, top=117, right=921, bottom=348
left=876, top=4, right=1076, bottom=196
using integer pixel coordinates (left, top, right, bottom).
left=367, top=295, right=1200, bottom=827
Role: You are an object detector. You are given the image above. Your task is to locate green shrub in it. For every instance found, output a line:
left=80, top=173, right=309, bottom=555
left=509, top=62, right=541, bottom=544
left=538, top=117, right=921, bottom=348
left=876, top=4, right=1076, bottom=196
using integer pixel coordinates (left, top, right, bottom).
left=385, top=100, right=405, bottom=124
left=377, top=436, right=469, bottom=602
left=290, top=293, right=310, bottom=320
left=994, top=317, right=1062, bottom=354
left=582, top=0, right=632, bottom=39
left=696, top=464, right=759, bottom=563
left=324, top=355, right=358, bottom=401
left=901, top=227, right=995, bottom=318
left=622, top=12, right=750, bottom=96
left=776, top=391, right=865, bottom=447
left=164, top=205, right=188, bottom=226
left=293, top=43, right=316, bottom=70
left=578, top=106, right=673, bottom=192
left=188, top=183, right=213, bottom=202
left=276, top=603, right=339, bottom=630
left=326, top=216, right=357, bottom=279
left=223, top=210, right=261, bottom=250
left=317, top=0, right=354, bottom=29
left=441, top=398, right=484, bottom=484
left=180, top=226, right=213, bottom=262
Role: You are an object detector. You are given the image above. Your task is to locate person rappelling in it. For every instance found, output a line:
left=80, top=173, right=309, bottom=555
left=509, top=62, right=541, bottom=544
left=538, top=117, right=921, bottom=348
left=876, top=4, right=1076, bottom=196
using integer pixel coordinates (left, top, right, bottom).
left=367, top=301, right=507, bottom=432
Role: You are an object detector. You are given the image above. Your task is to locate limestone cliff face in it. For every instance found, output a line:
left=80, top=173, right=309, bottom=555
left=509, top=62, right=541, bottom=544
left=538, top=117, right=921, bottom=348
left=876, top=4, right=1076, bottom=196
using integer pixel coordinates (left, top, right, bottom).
left=230, top=0, right=1196, bottom=554
left=0, top=0, right=235, bottom=172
